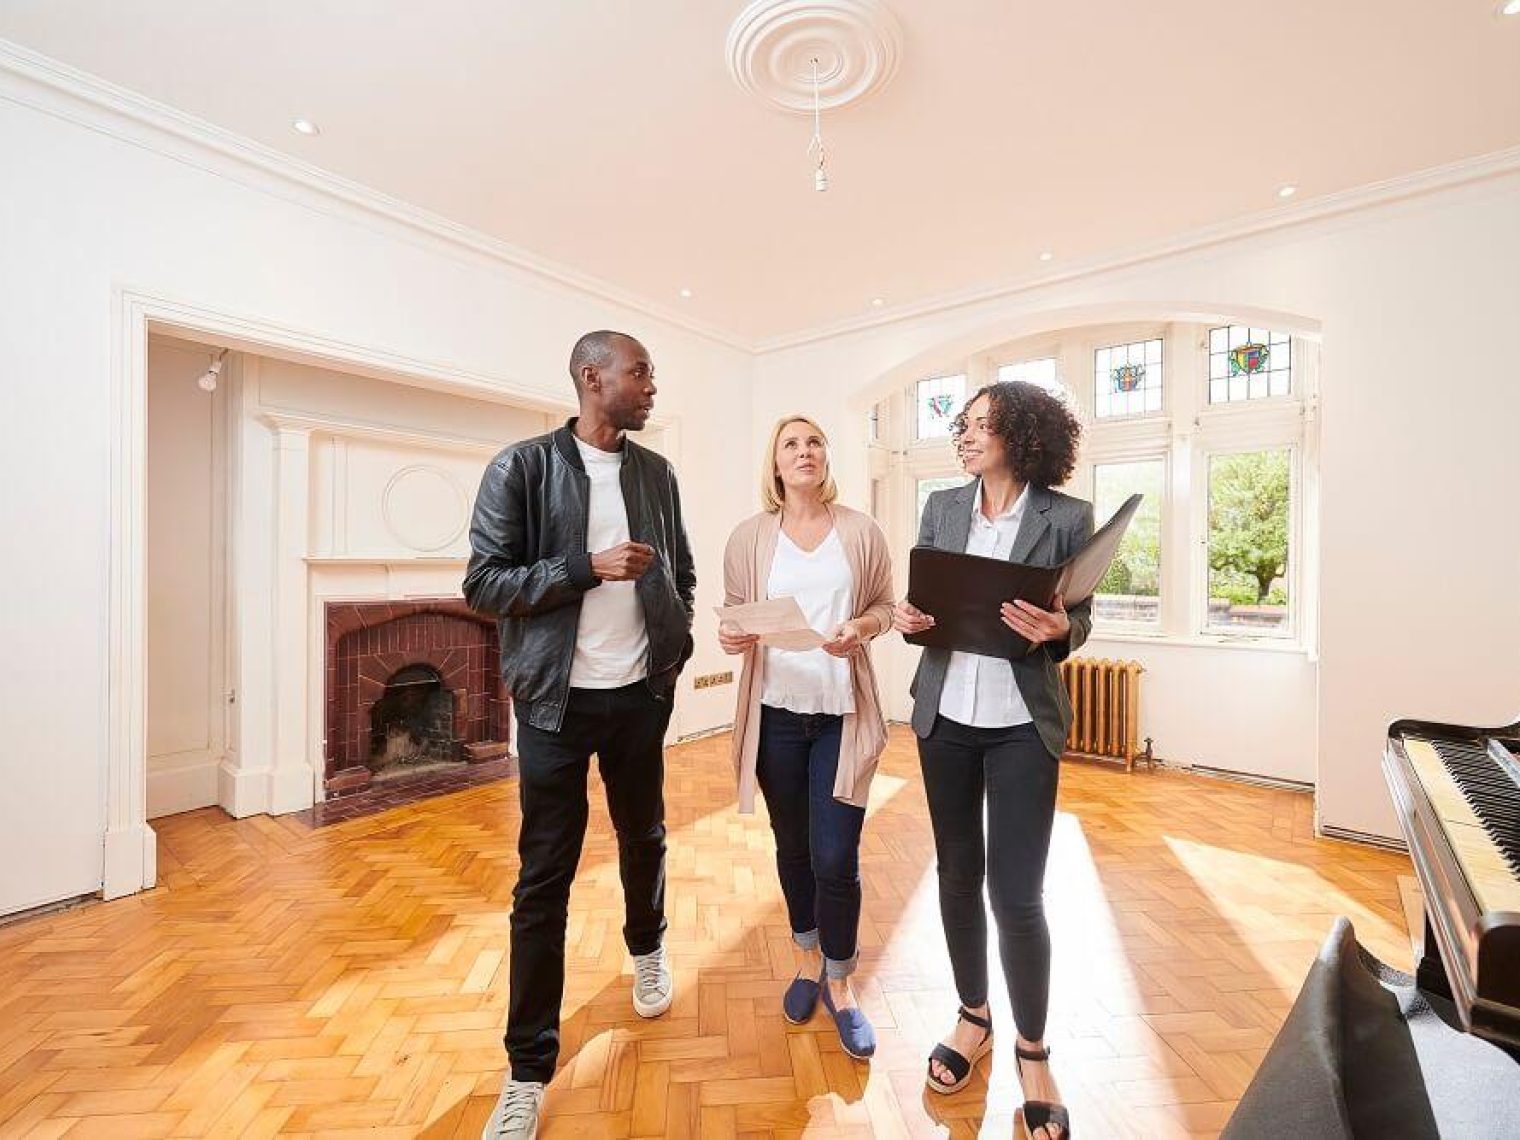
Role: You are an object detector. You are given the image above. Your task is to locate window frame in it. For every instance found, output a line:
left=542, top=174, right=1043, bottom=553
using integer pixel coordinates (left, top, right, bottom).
left=1085, top=452, right=1169, bottom=634
left=1195, top=437, right=1302, bottom=643
left=996, top=355, right=1060, bottom=388
left=1093, top=336, right=1166, bottom=421
left=1207, top=325, right=1295, bottom=407
left=876, top=322, right=1317, bottom=652
left=911, top=372, right=968, bottom=447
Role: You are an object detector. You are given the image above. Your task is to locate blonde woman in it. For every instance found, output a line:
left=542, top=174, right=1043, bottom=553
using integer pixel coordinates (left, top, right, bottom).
left=720, top=415, right=894, bottom=1059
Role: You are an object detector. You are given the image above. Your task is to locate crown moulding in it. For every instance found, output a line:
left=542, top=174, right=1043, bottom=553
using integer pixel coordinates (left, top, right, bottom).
left=726, top=0, right=904, bottom=113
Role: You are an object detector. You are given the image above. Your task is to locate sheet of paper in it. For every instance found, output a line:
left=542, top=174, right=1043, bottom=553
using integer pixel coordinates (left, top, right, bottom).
left=714, top=597, right=829, bottom=651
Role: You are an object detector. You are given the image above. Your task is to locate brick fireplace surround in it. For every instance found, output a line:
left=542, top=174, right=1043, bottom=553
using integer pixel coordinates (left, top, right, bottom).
left=324, top=599, right=511, bottom=798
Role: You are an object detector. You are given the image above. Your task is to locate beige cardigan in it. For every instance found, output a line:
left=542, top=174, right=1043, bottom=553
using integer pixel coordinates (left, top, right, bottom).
left=723, top=505, right=895, bottom=814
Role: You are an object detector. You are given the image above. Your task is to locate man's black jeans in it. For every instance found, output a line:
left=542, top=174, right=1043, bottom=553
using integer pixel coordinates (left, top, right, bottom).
left=505, top=681, right=671, bottom=1081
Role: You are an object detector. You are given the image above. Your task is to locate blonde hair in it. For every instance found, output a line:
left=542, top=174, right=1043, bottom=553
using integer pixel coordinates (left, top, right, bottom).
left=760, top=414, right=839, bottom=514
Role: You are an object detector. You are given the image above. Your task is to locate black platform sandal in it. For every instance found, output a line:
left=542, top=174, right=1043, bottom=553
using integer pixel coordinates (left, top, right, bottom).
left=1014, top=1043, right=1071, bottom=1138
left=925, top=1006, right=993, bottom=1095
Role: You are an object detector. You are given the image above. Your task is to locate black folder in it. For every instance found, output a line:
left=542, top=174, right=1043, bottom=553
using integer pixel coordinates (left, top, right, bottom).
left=904, top=494, right=1142, bottom=658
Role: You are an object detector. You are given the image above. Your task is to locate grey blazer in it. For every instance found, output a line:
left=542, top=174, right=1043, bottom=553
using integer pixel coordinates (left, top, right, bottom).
left=909, top=481, right=1096, bottom=758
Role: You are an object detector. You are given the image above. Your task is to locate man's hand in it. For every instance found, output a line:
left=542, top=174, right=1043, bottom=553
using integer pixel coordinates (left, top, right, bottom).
left=591, top=542, right=655, bottom=582
left=892, top=599, right=935, bottom=636
left=1000, top=594, right=1071, bottom=645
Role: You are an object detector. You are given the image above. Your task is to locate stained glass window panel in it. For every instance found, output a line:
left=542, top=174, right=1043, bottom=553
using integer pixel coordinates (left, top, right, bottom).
left=915, top=374, right=966, bottom=440
left=1208, top=326, right=1291, bottom=404
left=1094, top=339, right=1163, bottom=418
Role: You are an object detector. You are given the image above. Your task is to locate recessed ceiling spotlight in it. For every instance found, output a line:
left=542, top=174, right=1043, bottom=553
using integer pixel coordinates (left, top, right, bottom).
left=870, top=297, right=885, bottom=307
left=1500, top=1, right=1520, bottom=16
left=291, top=118, right=320, bottom=136
left=1278, top=184, right=1297, bottom=199
left=679, top=288, right=693, bottom=299
left=1039, top=251, right=1054, bottom=262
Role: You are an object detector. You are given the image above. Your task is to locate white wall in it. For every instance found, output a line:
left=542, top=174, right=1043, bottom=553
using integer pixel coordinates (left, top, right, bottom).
left=1080, top=638, right=1316, bottom=784
left=145, top=339, right=227, bottom=818
left=0, top=90, right=753, bottom=914
left=754, top=171, right=1520, bottom=840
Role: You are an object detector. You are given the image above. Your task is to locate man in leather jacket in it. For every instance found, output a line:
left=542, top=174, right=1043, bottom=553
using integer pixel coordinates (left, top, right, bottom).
left=465, top=331, right=694, bottom=1140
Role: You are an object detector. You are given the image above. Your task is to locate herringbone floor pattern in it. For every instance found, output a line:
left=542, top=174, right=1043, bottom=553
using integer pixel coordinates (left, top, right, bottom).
left=0, top=728, right=1411, bottom=1138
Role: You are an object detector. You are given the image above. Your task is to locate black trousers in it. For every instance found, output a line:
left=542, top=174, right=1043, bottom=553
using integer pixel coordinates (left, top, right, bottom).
left=917, top=716, right=1059, bottom=1042
left=505, top=681, right=672, bottom=1082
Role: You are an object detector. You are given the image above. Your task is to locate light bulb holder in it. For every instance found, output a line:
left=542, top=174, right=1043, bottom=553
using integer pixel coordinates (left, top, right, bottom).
left=197, top=349, right=227, bottom=393
left=808, top=56, right=830, bottom=191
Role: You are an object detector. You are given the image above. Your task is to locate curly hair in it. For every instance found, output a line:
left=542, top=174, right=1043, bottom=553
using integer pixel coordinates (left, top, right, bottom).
left=950, top=381, right=1082, bottom=487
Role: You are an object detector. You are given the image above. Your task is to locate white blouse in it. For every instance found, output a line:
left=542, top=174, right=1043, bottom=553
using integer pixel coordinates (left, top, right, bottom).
left=761, top=529, right=855, bottom=716
left=937, top=482, right=1035, bottom=728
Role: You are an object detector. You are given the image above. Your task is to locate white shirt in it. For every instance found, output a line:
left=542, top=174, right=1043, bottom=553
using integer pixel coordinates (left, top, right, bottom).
left=937, top=483, right=1035, bottom=728
left=569, top=436, right=649, bottom=688
left=761, top=529, right=855, bottom=716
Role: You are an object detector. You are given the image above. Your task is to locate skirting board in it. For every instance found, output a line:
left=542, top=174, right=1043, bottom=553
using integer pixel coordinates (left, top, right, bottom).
left=147, top=759, right=221, bottom=820
left=1186, top=764, right=1315, bottom=794
left=0, top=892, right=97, bottom=929
left=677, top=722, right=735, bottom=744
left=218, top=757, right=269, bottom=818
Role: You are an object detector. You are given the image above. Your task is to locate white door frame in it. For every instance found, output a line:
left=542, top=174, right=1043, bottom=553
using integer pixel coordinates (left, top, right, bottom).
left=105, top=287, right=597, bottom=899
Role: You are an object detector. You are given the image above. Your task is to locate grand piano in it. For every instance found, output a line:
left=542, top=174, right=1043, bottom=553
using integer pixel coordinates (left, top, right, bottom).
left=1223, top=718, right=1520, bottom=1137
left=1384, top=715, right=1520, bottom=1053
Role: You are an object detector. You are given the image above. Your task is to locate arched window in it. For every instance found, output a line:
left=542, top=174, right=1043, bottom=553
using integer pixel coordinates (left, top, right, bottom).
left=880, top=319, right=1317, bottom=644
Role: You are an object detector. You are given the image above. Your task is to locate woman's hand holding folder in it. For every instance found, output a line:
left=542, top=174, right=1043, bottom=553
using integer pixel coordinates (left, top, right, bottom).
left=1000, top=595, right=1070, bottom=647
left=892, top=599, right=936, bottom=636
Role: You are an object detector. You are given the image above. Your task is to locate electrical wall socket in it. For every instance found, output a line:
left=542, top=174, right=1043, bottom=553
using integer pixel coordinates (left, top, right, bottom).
left=693, top=671, right=733, bottom=689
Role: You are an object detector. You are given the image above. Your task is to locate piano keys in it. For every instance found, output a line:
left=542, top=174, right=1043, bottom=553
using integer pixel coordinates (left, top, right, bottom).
left=1384, top=716, right=1520, bottom=1053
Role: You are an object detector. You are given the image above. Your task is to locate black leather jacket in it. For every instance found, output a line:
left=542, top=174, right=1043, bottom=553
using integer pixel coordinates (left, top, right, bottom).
left=462, top=421, right=695, bottom=733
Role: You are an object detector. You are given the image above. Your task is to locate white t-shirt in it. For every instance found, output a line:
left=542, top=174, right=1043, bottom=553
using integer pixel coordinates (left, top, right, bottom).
left=938, top=482, right=1035, bottom=728
left=569, top=436, right=649, bottom=688
left=761, top=528, right=855, bottom=716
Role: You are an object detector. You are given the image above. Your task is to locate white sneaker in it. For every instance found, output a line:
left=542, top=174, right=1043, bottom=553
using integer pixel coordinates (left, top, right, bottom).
left=632, top=946, right=674, bottom=1018
left=482, top=1078, right=544, bottom=1140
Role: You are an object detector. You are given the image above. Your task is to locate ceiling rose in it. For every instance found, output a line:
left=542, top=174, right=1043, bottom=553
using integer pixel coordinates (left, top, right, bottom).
left=726, top=0, right=904, bottom=114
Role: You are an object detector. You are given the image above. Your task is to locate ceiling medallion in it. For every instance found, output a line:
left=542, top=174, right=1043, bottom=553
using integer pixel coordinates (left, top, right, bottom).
left=726, top=0, right=904, bottom=114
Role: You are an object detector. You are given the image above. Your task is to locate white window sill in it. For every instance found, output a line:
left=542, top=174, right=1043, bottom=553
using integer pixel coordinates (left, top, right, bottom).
left=1086, top=628, right=1313, bottom=656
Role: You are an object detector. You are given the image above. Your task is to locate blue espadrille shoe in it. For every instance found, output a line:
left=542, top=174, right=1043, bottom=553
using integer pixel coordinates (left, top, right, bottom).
left=782, top=966, right=824, bottom=1024
left=821, top=982, right=876, bottom=1059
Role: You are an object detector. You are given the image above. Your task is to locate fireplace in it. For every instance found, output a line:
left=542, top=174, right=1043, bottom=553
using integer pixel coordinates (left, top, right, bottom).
left=324, top=599, right=510, bottom=798
left=369, top=663, right=455, bottom=777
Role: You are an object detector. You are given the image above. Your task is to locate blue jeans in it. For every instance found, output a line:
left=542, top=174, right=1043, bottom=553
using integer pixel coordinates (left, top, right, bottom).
left=756, top=705, right=865, bottom=979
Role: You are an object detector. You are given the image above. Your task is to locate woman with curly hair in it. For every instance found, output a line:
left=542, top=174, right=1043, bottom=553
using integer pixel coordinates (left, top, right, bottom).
left=893, top=381, right=1091, bottom=1139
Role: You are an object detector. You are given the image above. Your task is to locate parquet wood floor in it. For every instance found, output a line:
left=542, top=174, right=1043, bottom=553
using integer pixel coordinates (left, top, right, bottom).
left=0, top=727, right=1412, bottom=1138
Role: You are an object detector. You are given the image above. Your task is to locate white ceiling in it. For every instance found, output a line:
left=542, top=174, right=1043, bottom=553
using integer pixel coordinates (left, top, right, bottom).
left=3, top=1, right=1517, bottom=344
